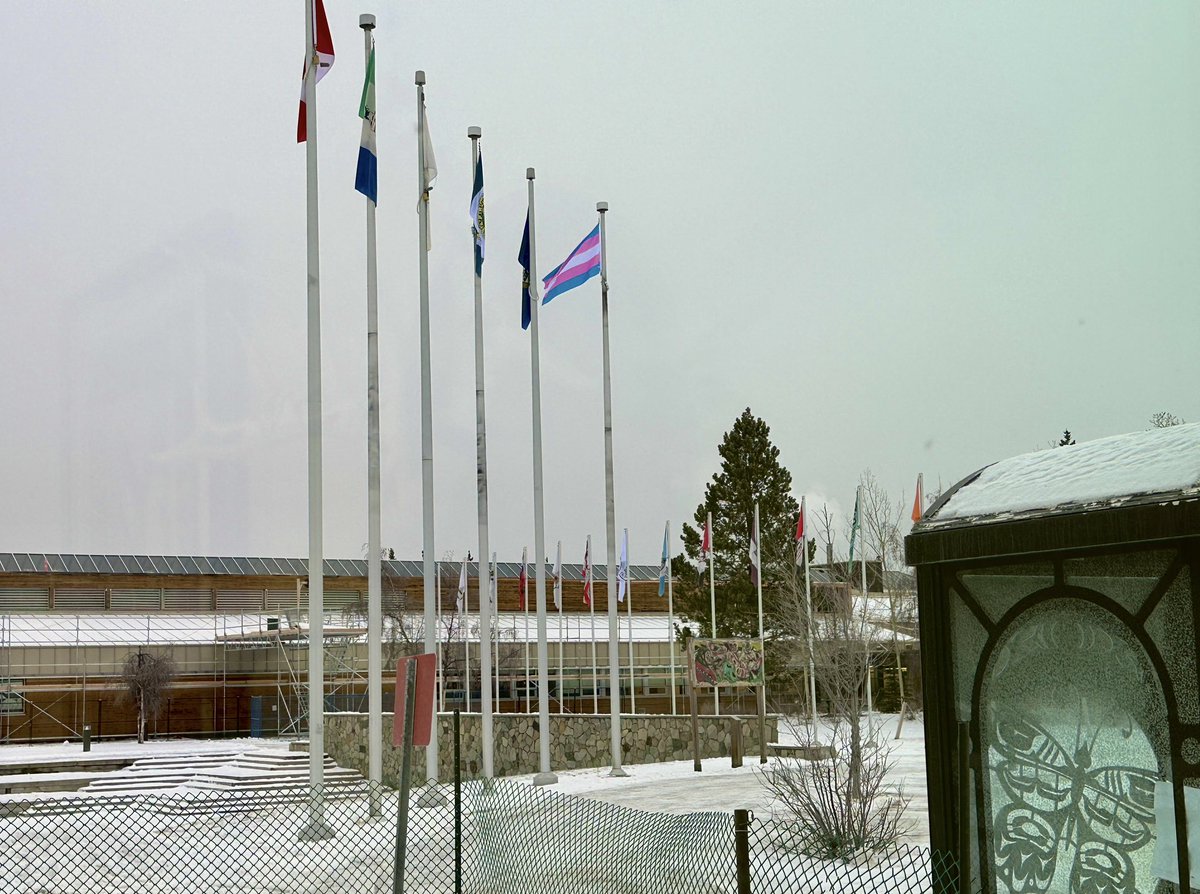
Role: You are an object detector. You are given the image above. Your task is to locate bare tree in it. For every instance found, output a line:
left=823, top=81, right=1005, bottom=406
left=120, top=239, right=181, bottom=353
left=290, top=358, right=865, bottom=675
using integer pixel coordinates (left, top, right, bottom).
left=1150, top=411, right=1185, bottom=428
left=765, top=576, right=909, bottom=858
left=815, top=503, right=837, bottom=567
left=119, top=651, right=177, bottom=743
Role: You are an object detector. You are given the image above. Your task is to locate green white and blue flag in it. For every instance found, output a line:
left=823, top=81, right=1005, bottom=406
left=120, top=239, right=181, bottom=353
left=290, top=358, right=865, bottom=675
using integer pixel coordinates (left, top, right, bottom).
left=354, top=44, right=377, bottom=204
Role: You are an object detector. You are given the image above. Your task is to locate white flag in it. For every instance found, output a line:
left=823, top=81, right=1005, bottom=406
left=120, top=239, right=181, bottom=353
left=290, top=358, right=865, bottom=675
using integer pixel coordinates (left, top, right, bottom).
left=618, top=528, right=629, bottom=603
left=455, top=558, right=468, bottom=614
left=553, top=541, right=563, bottom=610
left=421, top=102, right=438, bottom=195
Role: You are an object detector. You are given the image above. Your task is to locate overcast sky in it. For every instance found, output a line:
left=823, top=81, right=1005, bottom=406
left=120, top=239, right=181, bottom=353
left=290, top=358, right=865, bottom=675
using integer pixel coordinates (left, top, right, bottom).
left=3, top=3, right=1197, bottom=565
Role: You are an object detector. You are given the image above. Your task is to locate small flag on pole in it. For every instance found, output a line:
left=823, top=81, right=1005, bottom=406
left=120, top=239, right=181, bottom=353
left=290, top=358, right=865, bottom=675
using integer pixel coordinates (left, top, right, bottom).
left=456, top=558, right=468, bottom=614
left=618, top=529, right=629, bottom=604
left=519, top=547, right=529, bottom=611
left=519, top=214, right=534, bottom=330
left=354, top=43, right=377, bottom=203
left=297, top=0, right=335, bottom=143
left=847, top=490, right=862, bottom=578
left=470, top=152, right=485, bottom=275
left=658, top=523, right=669, bottom=597
left=698, top=517, right=712, bottom=575
left=541, top=225, right=601, bottom=305
left=582, top=537, right=593, bottom=606
left=420, top=106, right=438, bottom=197
left=553, top=541, right=563, bottom=610
left=912, top=473, right=924, bottom=523
left=749, top=508, right=761, bottom=587
left=796, top=497, right=807, bottom=566
left=42, top=556, right=51, bottom=573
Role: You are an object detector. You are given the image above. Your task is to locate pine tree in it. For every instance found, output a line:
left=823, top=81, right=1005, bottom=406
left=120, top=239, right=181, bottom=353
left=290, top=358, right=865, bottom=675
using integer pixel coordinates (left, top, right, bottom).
left=1057, top=430, right=1076, bottom=447
left=674, top=408, right=800, bottom=640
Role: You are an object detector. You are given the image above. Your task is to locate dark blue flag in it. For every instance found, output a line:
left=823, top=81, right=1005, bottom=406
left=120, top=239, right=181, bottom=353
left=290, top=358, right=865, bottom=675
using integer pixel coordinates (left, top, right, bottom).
left=519, top=213, right=532, bottom=330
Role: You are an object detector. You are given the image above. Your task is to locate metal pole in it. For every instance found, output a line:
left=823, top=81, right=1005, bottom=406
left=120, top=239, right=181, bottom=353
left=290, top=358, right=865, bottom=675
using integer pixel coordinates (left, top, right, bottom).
left=454, top=709, right=462, bottom=894
left=392, top=660, right=417, bottom=894
left=667, top=521, right=677, bottom=715
left=589, top=534, right=598, bottom=714
left=437, top=562, right=445, bottom=712
left=301, top=0, right=329, bottom=836
left=626, top=528, right=635, bottom=715
left=754, top=502, right=767, bottom=763
left=416, top=70, right=439, bottom=783
left=468, top=127, right=493, bottom=777
left=492, top=554, right=500, bottom=710
left=360, top=12, right=383, bottom=818
left=464, top=563, right=471, bottom=714
left=802, top=497, right=817, bottom=728
left=597, top=202, right=626, bottom=776
left=863, top=485, right=873, bottom=724
left=708, top=511, right=719, bottom=716
left=528, top=169, right=556, bottom=785
left=522, top=547, right=530, bottom=713
left=557, top=540, right=564, bottom=715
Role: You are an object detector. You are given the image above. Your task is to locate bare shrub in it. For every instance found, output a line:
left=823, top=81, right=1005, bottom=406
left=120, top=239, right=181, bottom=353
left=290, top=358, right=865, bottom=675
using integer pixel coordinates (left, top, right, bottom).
left=118, top=651, right=177, bottom=743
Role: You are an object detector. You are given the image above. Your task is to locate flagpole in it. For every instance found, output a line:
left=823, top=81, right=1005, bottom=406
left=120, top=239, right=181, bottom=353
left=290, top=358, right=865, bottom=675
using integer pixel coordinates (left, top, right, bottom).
left=464, top=562, right=472, bottom=714
left=467, top=127, right=494, bottom=777
left=802, top=497, right=817, bottom=728
left=301, top=0, right=329, bottom=837
left=625, top=528, right=635, bottom=715
left=667, top=521, right=677, bottom=715
left=437, top=562, right=444, bottom=712
left=492, top=553, right=500, bottom=710
left=754, top=502, right=767, bottom=762
left=527, top=169, right=556, bottom=786
left=522, top=547, right=530, bottom=713
left=359, top=13, right=383, bottom=816
left=596, top=202, right=626, bottom=775
left=415, top=70, right=439, bottom=785
left=556, top=540, right=564, bottom=715
left=708, top=510, right=719, bottom=715
left=861, top=484, right=872, bottom=725
left=589, top=535, right=598, bottom=714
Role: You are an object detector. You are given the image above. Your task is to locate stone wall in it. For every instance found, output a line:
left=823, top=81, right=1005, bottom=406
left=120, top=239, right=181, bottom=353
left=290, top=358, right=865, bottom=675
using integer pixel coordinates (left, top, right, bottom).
left=322, top=712, right=778, bottom=786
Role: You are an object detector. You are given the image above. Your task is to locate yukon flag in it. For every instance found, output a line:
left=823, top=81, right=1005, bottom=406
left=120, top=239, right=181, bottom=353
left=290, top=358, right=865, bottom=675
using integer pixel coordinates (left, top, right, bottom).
left=658, top=523, right=669, bottom=597
left=912, top=473, right=924, bottom=523
left=618, top=529, right=630, bottom=603
left=456, top=558, right=468, bottom=614
left=354, top=43, right=377, bottom=203
left=470, top=152, right=485, bottom=275
left=519, top=547, right=529, bottom=611
left=749, top=511, right=761, bottom=587
left=582, top=537, right=593, bottom=607
left=553, top=542, right=563, bottom=611
left=297, top=0, right=335, bottom=143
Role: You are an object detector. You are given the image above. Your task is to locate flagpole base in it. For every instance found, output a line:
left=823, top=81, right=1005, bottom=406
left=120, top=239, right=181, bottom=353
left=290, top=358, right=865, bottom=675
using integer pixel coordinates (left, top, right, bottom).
left=607, top=767, right=628, bottom=778
left=415, top=782, right=448, bottom=808
left=532, top=772, right=558, bottom=787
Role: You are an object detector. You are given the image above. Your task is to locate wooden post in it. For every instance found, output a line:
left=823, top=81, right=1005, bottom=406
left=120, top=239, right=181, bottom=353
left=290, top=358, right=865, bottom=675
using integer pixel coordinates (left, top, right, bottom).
left=688, top=646, right=701, bottom=772
left=757, top=684, right=767, bottom=764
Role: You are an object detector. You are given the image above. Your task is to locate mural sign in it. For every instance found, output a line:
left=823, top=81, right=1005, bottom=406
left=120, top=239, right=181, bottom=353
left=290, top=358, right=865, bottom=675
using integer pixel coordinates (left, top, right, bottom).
left=688, top=638, right=764, bottom=688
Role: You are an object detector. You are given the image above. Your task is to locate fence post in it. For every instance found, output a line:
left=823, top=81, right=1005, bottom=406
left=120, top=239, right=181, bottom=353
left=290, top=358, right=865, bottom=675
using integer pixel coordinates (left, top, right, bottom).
left=730, top=718, right=743, bottom=769
left=733, top=809, right=751, bottom=894
left=454, top=709, right=462, bottom=894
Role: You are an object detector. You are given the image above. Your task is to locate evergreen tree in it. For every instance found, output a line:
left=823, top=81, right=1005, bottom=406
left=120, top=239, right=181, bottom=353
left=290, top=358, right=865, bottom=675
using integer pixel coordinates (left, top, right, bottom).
left=1057, top=430, right=1076, bottom=447
left=674, top=408, right=800, bottom=641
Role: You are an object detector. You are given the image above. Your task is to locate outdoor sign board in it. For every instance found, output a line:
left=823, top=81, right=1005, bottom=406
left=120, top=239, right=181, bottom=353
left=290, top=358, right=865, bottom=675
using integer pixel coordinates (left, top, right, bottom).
left=688, top=639, right=764, bottom=688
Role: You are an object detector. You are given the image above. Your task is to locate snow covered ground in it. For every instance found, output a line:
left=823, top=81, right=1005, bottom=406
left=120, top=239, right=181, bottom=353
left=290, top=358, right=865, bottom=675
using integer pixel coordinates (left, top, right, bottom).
left=0, top=735, right=293, bottom=769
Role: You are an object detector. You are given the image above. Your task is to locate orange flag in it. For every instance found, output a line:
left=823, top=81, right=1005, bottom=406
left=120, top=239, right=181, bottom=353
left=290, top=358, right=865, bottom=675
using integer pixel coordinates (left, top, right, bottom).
left=911, top=473, right=924, bottom=523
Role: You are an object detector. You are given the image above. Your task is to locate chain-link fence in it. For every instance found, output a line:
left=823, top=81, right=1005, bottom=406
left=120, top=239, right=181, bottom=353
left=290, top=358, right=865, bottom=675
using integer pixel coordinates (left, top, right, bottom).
left=1, top=779, right=960, bottom=893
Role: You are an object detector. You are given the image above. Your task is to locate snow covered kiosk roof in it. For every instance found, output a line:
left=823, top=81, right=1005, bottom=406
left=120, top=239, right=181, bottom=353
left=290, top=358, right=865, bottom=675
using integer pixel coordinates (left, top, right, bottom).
left=906, top=424, right=1200, bottom=565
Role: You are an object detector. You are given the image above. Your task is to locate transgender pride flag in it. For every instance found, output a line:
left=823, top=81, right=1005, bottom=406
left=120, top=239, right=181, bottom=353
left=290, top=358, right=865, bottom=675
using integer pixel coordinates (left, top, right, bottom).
left=541, top=225, right=601, bottom=304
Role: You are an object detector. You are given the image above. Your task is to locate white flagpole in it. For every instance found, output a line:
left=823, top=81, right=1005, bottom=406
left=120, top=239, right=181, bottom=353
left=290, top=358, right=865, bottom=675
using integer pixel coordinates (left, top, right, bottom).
left=359, top=14, right=382, bottom=816
left=625, top=528, right=635, bottom=715
left=301, top=0, right=329, bottom=836
left=556, top=540, right=563, bottom=714
left=522, top=546, right=530, bottom=713
left=666, top=521, right=677, bottom=715
left=464, top=562, right=471, bottom=714
left=589, top=534, right=598, bottom=714
left=596, top=202, right=626, bottom=775
left=437, top=561, right=445, bottom=712
left=708, top=510, right=719, bottom=715
left=861, top=484, right=872, bottom=724
left=754, top=502, right=767, bottom=758
left=492, top=553, right=500, bottom=709
left=468, top=127, right=494, bottom=778
left=803, top=497, right=817, bottom=728
left=415, top=70, right=439, bottom=784
left=527, top=170, right=556, bottom=785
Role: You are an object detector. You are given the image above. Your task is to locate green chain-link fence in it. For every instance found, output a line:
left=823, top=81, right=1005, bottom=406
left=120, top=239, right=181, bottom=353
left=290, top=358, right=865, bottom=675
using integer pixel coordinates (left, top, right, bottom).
left=1, top=779, right=960, bottom=893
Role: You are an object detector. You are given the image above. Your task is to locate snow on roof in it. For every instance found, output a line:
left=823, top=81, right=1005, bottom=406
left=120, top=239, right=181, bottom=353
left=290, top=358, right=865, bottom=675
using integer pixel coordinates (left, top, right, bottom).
left=929, top=423, right=1200, bottom=524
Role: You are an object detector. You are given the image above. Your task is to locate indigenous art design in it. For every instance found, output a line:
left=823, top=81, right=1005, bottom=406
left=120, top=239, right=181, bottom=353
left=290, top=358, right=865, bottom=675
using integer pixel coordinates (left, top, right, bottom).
left=689, top=638, right=764, bottom=688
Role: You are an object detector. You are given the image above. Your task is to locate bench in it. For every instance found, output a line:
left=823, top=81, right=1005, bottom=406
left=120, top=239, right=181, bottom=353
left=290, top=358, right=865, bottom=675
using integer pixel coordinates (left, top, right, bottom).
left=767, top=743, right=834, bottom=761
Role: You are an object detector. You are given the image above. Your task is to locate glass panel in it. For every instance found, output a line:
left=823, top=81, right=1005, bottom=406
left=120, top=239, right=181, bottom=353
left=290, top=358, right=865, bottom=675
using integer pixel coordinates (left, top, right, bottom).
left=1145, top=564, right=1198, bottom=726
left=1064, top=549, right=1173, bottom=617
left=959, top=562, right=1055, bottom=624
left=950, top=588, right=988, bottom=723
left=979, top=599, right=1167, bottom=894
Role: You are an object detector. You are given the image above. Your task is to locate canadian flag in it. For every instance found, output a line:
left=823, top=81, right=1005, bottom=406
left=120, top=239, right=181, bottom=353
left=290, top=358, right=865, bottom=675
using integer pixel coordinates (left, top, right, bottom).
left=796, top=497, right=807, bottom=565
left=297, top=0, right=335, bottom=143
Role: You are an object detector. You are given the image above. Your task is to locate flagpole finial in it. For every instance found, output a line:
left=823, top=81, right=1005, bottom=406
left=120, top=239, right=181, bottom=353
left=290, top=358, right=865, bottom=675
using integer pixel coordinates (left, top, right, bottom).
left=467, top=126, right=481, bottom=140
left=526, top=167, right=536, bottom=180
left=596, top=201, right=609, bottom=213
left=359, top=13, right=375, bottom=29
left=415, top=70, right=426, bottom=85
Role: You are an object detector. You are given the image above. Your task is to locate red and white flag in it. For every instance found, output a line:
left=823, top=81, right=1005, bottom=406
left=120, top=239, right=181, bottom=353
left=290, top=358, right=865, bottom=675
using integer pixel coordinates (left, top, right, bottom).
left=582, top=536, right=593, bottom=606
left=519, top=547, right=529, bottom=611
left=796, top=496, right=807, bottom=565
left=297, top=0, right=335, bottom=143
left=911, top=473, right=924, bottom=523
left=698, top=517, right=712, bottom=574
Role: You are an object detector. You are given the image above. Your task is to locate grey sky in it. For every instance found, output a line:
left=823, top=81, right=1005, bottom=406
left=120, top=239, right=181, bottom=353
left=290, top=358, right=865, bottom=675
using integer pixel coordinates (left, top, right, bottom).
left=3, top=3, right=1197, bottom=564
